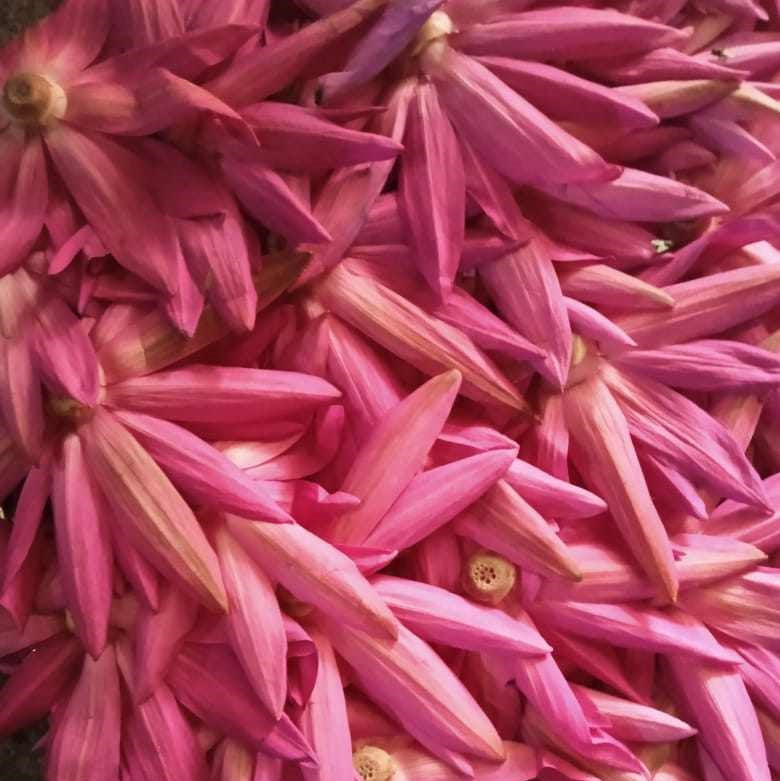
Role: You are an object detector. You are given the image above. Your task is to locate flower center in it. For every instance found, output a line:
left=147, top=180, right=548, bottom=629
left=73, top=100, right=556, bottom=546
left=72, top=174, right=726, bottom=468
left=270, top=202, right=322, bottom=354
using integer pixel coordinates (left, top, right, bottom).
left=47, top=396, right=92, bottom=422
left=463, top=550, right=517, bottom=605
left=2, top=72, right=67, bottom=125
left=353, top=746, right=395, bottom=781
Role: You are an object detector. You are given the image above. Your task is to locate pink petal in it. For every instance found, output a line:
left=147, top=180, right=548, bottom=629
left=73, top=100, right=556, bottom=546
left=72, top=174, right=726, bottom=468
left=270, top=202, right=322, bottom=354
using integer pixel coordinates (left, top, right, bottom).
left=603, top=364, right=769, bottom=509
left=315, top=260, right=526, bottom=410
left=618, top=79, right=739, bottom=119
left=479, top=56, right=658, bottom=129
left=565, top=297, right=638, bottom=352
left=133, top=586, right=197, bottom=703
left=44, top=126, right=180, bottom=294
left=106, top=364, right=340, bottom=424
left=329, top=370, right=460, bottom=543
left=364, top=447, right=517, bottom=550
left=215, top=525, right=288, bottom=719
left=167, top=642, right=314, bottom=761
left=667, top=658, right=770, bottom=781
left=559, top=264, right=674, bottom=311
left=427, top=47, right=615, bottom=186
left=80, top=407, right=227, bottom=612
left=504, top=458, right=607, bottom=519
left=454, top=480, right=582, bottom=581
left=320, top=616, right=505, bottom=767
left=0, top=337, right=44, bottom=462
left=226, top=514, right=398, bottom=639
left=300, top=629, right=354, bottom=781
left=0, top=633, right=81, bottom=736
left=51, top=434, right=113, bottom=659
left=480, top=238, right=572, bottom=388
left=0, top=135, right=47, bottom=276
left=562, top=374, right=678, bottom=602
left=537, top=167, right=728, bottom=222
left=373, top=574, right=551, bottom=655
left=113, top=409, right=292, bottom=523
left=399, top=81, right=465, bottom=299
left=453, top=7, right=686, bottom=60
left=48, top=645, right=121, bottom=781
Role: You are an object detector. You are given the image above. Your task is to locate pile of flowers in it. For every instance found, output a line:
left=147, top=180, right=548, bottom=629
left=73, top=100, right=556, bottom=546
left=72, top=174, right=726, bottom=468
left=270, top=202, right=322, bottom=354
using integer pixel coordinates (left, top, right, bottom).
left=1, top=0, right=780, bottom=779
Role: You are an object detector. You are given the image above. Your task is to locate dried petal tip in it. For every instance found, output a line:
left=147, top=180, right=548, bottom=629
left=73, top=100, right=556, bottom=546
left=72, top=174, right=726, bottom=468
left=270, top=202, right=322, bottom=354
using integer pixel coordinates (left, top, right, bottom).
left=3, top=72, right=66, bottom=124
left=463, top=550, right=517, bottom=605
left=353, top=745, right=395, bottom=781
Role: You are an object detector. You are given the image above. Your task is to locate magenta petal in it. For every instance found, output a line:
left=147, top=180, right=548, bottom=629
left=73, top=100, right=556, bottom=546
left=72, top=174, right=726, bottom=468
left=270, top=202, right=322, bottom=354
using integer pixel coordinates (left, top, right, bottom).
left=45, top=126, right=180, bottom=294
left=51, top=434, right=113, bottom=659
left=0, top=135, right=47, bottom=276
left=48, top=645, right=121, bottom=781
left=399, top=81, right=465, bottom=300
left=0, top=338, right=44, bottom=462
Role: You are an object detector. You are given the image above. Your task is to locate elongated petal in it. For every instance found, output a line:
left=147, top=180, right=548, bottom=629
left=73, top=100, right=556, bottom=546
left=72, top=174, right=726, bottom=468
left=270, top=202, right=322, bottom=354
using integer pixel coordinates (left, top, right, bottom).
left=364, top=448, right=517, bottom=550
left=559, top=264, right=674, bottom=311
left=399, top=81, right=464, bottom=299
left=243, top=101, right=402, bottom=172
left=220, top=151, right=330, bottom=244
left=427, top=47, right=614, bottom=186
left=51, top=434, right=112, bottom=659
left=107, top=365, right=340, bottom=424
left=97, top=251, right=308, bottom=383
left=167, top=642, right=314, bottom=761
left=480, top=238, right=572, bottom=388
left=619, top=79, right=739, bottom=119
left=565, top=297, right=637, bottom=351
left=300, top=629, right=353, bottom=781
left=454, top=7, right=685, bottom=60
left=329, top=371, right=460, bottom=543
left=602, top=364, right=768, bottom=509
left=320, top=617, right=505, bottom=766
left=503, top=458, right=606, bottom=519
left=0, top=135, right=47, bottom=276
left=454, top=480, right=582, bottom=581
left=227, top=514, right=398, bottom=639
left=538, top=167, right=728, bottom=222
left=113, top=409, right=291, bottom=523
left=667, top=658, right=770, bottom=781
left=615, top=339, right=780, bottom=390
left=315, top=260, right=526, bottom=410
left=373, top=574, right=550, bottom=655
left=480, top=56, right=658, bottom=129
left=215, top=526, right=287, bottom=718
left=45, top=126, right=179, bottom=294
left=708, top=473, right=780, bottom=551
left=134, top=586, right=197, bottom=703
left=48, top=646, right=121, bottom=781
left=0, top=633, right=81, bottom=736
left=32, top=294, right=100, bottom=406
left=563, top=374, right=678, bottom=601
left=81, top=407, right=227, bottom=612
left=0, top=338, right=43, bottom=462
left=539, top=601, right=739, bottom=663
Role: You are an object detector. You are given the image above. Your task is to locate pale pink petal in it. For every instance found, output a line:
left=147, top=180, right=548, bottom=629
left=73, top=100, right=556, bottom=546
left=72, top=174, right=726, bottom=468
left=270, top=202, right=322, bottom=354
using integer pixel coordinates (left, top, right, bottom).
left=619, top=79, right=739, bottom=119
left=373, top=574, right=550, bottom=655
left=106, top=364, right=340, bottom=424
left=559, top=264, right=674, bottom=311
left=364, top=448, right=517, bottom=551
left=80, top=407, right=227, bottom=612
left=320, top=617, right=505, bottom=767
left=565, top=297, right=638, bottom=352
left=133, top=586, right=197, bottom=703
left=226, top=514, right=398, bottom=639
left=215, top=525, right=288, bottom=719
left=329, top=371, right=460, bottom=543
left=454, top=481, right=582, bottom=581
left=667, top=658, right=770, bottom=781
left=52, top=434, right=113, bottom=659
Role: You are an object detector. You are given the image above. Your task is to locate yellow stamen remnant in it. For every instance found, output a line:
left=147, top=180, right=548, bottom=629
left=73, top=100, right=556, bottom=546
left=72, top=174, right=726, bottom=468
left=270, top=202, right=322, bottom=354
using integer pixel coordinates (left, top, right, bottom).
left=47, top=396, right=90, bottom=421
left=353, top=746, right=395, bottom=781
left=463, top=550, right=517, bottom=605
left=2, top=72, right=66, bottom=125
left=411, top=10, right=454, bottom=57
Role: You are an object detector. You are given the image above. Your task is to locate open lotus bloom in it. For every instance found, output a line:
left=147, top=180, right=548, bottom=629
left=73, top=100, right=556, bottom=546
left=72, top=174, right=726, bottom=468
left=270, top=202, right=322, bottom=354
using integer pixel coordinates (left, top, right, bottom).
left=2, top=0, right=780, bottom=779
